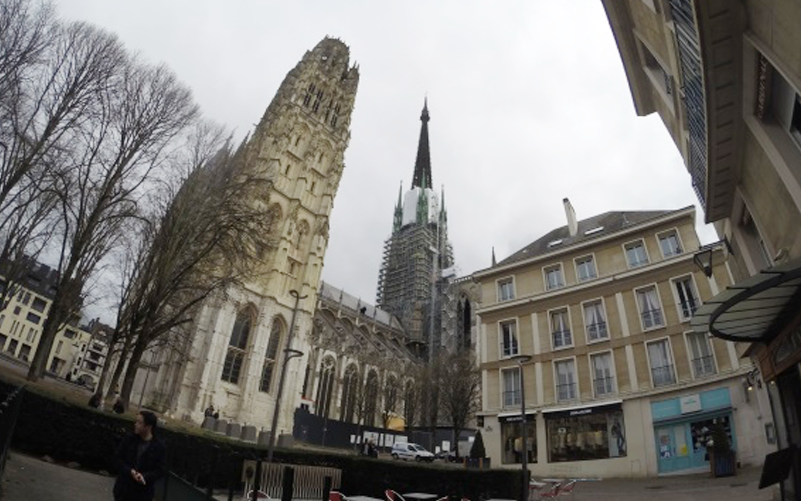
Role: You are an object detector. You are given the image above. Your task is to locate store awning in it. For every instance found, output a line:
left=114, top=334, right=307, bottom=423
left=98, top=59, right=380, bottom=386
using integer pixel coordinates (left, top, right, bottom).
left=691, top=259, right=801, bottom=343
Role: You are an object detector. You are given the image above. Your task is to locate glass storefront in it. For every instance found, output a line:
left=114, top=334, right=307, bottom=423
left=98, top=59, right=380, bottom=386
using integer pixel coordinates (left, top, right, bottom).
left=500, top=414, right=536, bottom=464
left=545, top=404, right=626, bottom=462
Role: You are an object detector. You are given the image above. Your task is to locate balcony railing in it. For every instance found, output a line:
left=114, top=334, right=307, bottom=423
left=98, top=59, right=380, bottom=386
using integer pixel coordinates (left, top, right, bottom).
left=586, top=321, right=608, bottom=341
left=692, top=355, right=716, bottom=377
left=679, top=298, right=699, bottom=319
left=641, top=308, right=665, bottom=329
left=556, top=382, right=577, bottom=402
left=651, top=364, right=676, bottom=387
left=552, top=329, right=572, bottom=348
left=503, top=390, right=521, bottom=408
left=502, top=343, right=519, bottom=358
left=593, top=376, right=615, bottom=396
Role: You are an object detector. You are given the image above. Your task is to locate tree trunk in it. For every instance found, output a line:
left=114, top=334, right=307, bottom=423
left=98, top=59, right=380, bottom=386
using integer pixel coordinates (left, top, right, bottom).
left=93, top=328, right=122, bottom=401
left=105, top=334, right=133, bottom=406
left=27, top=298, right=70, bottom=381
left=119, top=339, right=146, bottom=412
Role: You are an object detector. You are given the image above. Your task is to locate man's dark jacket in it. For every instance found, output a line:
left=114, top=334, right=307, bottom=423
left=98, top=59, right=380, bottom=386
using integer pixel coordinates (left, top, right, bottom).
left=113, top=433, right=166, bottom=501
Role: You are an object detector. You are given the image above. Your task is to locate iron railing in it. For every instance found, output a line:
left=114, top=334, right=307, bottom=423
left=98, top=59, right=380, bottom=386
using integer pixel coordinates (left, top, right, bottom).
left=552, top=328, right=572, bottom=348
left=692, top=355, right=716, bottom=377
left=593, top=376, right=615, bottom=396
left=586, top=321, right=608, bottom=341
left=651, top=365, right=677, bottom=387
left=556, top=382, right=577, bottom=402
left=641, top=308, right=664, bottom=329
left=503, top=390, right=521, bottom=408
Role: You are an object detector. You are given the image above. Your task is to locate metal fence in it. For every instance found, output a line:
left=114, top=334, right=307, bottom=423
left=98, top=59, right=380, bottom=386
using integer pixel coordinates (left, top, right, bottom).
left=0, top=384, right=24, bottom=486
left=242, top=460, right=341, bottom=500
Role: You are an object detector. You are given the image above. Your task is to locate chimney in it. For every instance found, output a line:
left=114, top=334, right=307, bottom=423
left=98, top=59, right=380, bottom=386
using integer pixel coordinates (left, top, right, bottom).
left=563, top=198, right=578, bottom=237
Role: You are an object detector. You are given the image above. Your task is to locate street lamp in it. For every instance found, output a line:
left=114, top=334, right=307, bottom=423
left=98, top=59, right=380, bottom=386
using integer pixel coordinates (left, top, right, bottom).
left=266, top=289, right=308, bottom=463
left=693, top=238, right=733, bottom=278
left=511, top=354, right=532, bottom=501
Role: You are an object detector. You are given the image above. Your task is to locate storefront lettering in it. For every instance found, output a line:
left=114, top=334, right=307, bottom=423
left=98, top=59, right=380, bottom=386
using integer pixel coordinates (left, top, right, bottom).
left=569, top=408, right=594, bottom=416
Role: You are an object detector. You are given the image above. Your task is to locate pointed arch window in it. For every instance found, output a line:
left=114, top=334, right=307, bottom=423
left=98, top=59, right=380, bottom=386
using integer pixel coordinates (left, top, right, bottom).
left=312, top=89, right=324, bottom=113
left=364, top=370, right=379, bottom=427
left=221, top=310, right=253, bottom=384
left=303, top=83, right=316, bottom=107
left=316, top=356, right=336, bottom=418
left=383, top=374, right=398, bottom=426
left=260, top=318, right=284, bottom=392
left=331, top=103, right=341, bottom=127
left=340, top=364, right=359, bottom=422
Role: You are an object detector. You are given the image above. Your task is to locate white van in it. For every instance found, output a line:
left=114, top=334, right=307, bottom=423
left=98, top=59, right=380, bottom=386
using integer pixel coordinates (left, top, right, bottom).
left=390, top=442, right=435, bottom=462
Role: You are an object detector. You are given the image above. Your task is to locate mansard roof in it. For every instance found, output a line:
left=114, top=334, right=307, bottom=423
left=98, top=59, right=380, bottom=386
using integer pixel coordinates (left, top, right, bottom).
left=498, top=208, right=684, bottom=266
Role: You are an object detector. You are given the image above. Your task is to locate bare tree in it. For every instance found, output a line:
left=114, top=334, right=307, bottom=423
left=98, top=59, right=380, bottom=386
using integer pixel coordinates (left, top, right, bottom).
left=381, top=372, right=399, bottom=430
left=439, top=350, right=481, bottom=459
left=27, top=26, right=198, bottom=381
left=113, top=127, right=277, bottom=410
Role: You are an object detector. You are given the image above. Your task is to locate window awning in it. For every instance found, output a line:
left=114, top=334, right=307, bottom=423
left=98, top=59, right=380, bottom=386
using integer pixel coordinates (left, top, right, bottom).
left=691, top=259, right=801, bottom=343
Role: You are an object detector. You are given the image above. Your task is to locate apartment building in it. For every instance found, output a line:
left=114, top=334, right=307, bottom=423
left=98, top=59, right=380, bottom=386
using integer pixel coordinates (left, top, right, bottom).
left=602, top=0, right=801, bottom=493
left=474, top=201, right=772, bottom=477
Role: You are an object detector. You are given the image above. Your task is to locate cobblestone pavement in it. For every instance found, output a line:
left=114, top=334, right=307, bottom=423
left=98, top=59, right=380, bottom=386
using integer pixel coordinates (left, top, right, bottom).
left=1, top=451, right=777, bottom=501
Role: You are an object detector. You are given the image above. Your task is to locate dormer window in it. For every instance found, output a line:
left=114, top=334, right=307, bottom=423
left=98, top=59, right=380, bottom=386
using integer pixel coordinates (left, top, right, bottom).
left=584, top=226, right=604, bottom=236
left=547, top=239, right=563, bottom=248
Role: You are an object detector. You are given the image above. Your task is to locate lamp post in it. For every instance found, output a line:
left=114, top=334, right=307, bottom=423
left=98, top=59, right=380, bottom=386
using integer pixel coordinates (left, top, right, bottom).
left=511, top=354, right=532, bottom=501
left=266, top=289, right=307, bottom=462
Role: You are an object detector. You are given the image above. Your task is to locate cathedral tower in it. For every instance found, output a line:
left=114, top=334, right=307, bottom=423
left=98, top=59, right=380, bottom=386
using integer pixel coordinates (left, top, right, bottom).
left=149, top=38, right=359, bottom=433
left=376, top=101, right=453, bottom=358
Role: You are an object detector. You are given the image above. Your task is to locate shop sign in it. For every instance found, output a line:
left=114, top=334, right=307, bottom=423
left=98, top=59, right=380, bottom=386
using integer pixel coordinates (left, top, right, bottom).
left=544, top=402, right=622, bottom=420
left=679, top=394, right=701, bottom=414
left=498, top=413, right=535, bottom=423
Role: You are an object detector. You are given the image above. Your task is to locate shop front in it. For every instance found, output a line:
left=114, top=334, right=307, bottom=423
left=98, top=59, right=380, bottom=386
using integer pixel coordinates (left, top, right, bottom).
left=650, top=388, right=734, bottom=474
left=691, top=259, right=801, bottom=498
left=499, top=411, right=536, bottom=464
left=542, top=401, right=627, bottom=463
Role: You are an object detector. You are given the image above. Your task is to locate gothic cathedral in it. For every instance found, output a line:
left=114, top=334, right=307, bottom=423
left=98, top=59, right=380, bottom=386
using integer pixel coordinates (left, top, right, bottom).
left=149, top=38, right=359, bottom=433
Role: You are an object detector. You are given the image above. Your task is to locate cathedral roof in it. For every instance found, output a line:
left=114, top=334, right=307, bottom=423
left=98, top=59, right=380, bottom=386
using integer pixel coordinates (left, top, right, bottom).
left=498, top=208, right=685, bottom=266
left=411, top=99, right=432, bottom=189
left=319, top=281, right=404, bottom=331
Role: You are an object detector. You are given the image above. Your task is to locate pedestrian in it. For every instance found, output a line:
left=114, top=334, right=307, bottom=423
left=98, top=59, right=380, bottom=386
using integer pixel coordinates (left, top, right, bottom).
left=204, top=404, right=215, bottom=418
left=113, top=399, right=125, bottom=414
left=114, top=410, right=166, bottom=501
left=88, top=393, right=101, bottom=409
left=212, top=410, right=220, bottom=420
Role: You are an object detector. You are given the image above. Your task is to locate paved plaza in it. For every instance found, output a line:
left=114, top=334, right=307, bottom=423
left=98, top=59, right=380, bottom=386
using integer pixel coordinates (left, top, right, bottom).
left=1, top=451, right=776, bottom=501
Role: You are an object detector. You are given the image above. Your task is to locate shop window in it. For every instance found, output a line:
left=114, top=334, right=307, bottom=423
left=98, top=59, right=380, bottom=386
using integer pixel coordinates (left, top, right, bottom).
left=546, top=406, right=627, bottom=462
left=6, top=339, right=17, bottom=354
left=18, top=344, right=31, bottom=361
left=501, top=417, right=537, bottom=464
left=690, top=415, right=732, bottom=457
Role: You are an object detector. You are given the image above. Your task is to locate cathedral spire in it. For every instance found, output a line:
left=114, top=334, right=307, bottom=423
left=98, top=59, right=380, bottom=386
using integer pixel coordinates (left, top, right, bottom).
left=393, top=182, right=403, bottom=233
left=411, top=99, right=432, bottom=189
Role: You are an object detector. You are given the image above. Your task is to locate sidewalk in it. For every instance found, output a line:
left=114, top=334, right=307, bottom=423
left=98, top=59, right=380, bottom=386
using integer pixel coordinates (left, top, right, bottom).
left=1, top=452, right=114, bottom=501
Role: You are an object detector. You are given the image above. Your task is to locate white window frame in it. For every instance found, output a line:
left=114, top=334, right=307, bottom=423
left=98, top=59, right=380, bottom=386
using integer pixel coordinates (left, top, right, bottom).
left=645, top=337, right=677, bottom=388
left=500, top=366, right=522, bottom=409
left=581, top=297, right=610, bottom=343
left=498, top=318, right=519, bottom=359
left=553, top=356, right=578, bottom=402
left=669, top=274, right=702, bottom=323
left=542, top=263, right=565, bottom=291
left=587, top=349, right=617, bottom=398
left=623, top=239, right=650, bottom=269
left=548, top=306, right=574, bottom=351
left=656, top=227, right=684, bottom=259
left=574, top=253, right=598, bottom=283
left=683, top=330, right=718, bottom=379
left=496, top=276, right=516, bottom=302
left=634, top=283, right=666, bottom=332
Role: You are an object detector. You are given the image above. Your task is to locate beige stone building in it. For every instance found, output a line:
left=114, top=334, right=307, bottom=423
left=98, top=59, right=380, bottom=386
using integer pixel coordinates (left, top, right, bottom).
left=139, top=37, right=361, bottom=437
left=602, top=0, right=801, bottom=493
left=474, top=201, right=772, bottom=477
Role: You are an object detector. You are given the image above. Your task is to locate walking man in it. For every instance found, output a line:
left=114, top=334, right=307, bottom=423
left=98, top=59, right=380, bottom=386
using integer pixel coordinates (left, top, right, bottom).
left=114, top=411, right=166, bottom=501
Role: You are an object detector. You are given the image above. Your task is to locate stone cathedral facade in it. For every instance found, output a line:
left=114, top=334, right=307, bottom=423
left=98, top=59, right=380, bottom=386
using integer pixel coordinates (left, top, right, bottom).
left=146, top=38, right=360, bottom=434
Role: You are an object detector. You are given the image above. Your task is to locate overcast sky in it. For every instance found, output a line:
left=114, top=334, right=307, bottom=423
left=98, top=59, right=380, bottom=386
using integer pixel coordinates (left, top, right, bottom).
left=57, top=0, right=715, bottom=312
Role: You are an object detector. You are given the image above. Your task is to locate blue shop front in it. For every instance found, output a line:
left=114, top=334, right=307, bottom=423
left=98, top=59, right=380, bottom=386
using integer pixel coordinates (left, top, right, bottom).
left=650, top=387, right=735, bottom=474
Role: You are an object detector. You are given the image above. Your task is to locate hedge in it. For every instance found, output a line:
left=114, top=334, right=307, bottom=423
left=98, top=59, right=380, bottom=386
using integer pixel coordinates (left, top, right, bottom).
left=0, top=379, right=522, bottom=500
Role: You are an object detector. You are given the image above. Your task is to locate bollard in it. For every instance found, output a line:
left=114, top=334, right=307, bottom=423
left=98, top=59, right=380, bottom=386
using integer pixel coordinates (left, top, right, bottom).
left=252, top=459, right=262, bottom=501
left=281, top=466, right=294, bottom=501
left=207, top=446, right=218, bottom=500
left=322, top=476, right=332, bottom=501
